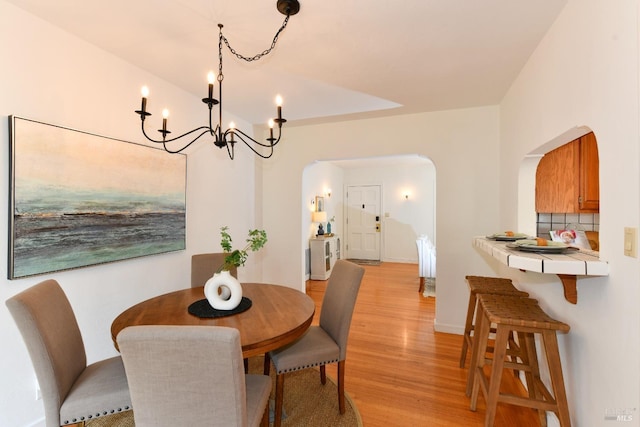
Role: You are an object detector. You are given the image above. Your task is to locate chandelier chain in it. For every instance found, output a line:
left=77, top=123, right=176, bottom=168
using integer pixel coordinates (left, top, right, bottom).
left=220, top=14, right=291, bottom=63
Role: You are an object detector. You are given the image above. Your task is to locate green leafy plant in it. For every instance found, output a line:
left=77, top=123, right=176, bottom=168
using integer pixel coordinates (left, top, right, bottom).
left=218, top=226, right=268, bottom=272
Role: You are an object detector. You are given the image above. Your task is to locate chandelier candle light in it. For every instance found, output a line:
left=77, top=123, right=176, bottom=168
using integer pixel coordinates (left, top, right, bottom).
left=134, top=0, right=300, bottom=159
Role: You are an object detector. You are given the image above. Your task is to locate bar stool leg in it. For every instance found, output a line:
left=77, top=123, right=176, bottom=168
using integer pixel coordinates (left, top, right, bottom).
left=543, top=330, right=572, bottom=427
left=483, top=326, right=510, bottom=427
left=521, top=332, right=547, bottom=427
left=507, top=331, right=522, bottom=378
left=460, top=292, right=478, bottom=368
left=515, top=332, right=533, bottom=395
left=466, top=300, right=488, bottom=397
left=469, top=307, right=491, bottom=406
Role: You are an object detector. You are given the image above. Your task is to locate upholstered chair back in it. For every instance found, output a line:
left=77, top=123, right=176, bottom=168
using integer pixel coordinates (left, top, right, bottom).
left=7, top=279, right=131, bottom=427
left=118, top=325, right=269, bottom=427
left=265, top=259, right=364, bottom=427
left=7, top=280, right=86, bottom=426
left=191, top=253, right=238, bottom=287
left=319, top=259, right=365, bottom=361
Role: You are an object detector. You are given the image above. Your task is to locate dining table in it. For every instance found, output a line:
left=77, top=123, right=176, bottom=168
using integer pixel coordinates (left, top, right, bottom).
left=111, top=282, right=316, bottom=359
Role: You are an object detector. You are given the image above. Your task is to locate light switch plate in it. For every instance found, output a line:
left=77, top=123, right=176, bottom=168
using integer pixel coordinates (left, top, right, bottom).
left=624, top=227, right=637, bottom=258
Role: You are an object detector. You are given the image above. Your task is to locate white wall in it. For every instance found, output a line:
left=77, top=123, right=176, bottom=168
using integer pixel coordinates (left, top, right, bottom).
left=498, top=0, right=639, bottom=425
left=301, top=162, right=344, bottom=278
left=303, top=158, right=435, bottom=265
left=342, top=161, right=436, bottom=263
left=0, top=2, right=257, bottom=426
left=260, top=107, right=502, bottom=334
left=302, top=161, right=344, bottom=241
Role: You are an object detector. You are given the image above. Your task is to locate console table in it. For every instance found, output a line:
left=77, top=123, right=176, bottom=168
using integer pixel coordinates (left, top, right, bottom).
left=310, top=235, right=340, bottom=280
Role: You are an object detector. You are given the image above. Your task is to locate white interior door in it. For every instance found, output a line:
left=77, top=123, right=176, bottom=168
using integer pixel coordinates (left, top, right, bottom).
left=346, top=185, right=381, bottom=260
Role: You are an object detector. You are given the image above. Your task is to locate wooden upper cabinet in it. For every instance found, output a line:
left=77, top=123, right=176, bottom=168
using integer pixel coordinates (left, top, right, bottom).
left=535, top=132, right=600, bottom=213
left=578, top=132, right=600, bottom=211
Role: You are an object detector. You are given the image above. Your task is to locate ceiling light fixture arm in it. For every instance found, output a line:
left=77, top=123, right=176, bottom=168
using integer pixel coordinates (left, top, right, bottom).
left=133, top=0, right=299, bottom=159
left=138, top=119, right=214, bottom=153
left=227, top=126, right=283, bottom=159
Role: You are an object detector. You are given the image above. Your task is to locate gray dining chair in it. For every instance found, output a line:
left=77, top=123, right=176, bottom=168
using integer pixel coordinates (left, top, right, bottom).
left=117, top=325, right=270, bottom=427
left=5, top=279, right=131, bottom=427
left=191, top=252, right=238, bottom=287
left=264, top=259, right=365, bottom=427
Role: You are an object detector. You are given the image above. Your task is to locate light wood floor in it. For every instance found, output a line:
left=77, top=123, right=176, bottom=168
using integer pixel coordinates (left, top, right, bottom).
left=306, top=262, right=540, bottom=427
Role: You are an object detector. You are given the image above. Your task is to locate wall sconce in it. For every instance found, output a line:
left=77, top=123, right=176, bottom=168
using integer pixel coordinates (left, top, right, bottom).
left=403, top=191, right=411, bottom=200
left=324, top=188, right=332, bottom=198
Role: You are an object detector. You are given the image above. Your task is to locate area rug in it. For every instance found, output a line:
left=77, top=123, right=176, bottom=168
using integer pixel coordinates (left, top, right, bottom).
left=346, top=258, right=381, bottom=266
left=86, top=357, right=362, bottom=427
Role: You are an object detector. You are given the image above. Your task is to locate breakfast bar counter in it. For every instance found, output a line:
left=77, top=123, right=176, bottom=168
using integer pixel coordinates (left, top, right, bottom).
left=473, top=236, right=608, bottom=304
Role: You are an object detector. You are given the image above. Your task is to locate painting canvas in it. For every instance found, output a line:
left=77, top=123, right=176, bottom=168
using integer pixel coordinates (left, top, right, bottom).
left=8, top=116, right=187, bottom=279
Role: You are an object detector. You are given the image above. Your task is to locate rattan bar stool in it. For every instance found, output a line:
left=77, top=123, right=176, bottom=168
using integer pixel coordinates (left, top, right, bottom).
left=469, top=294, right=572, bottom=427
left=460, top=276, right=529, bottom=368
left=464, top=293, right=538, bottom=397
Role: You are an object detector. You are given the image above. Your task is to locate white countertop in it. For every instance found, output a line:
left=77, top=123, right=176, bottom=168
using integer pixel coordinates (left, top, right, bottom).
left=473, top=236, right=608, bottom=304
left=473, top=236, right=608, bottom=276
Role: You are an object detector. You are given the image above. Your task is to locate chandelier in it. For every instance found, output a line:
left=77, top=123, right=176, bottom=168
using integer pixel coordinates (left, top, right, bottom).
left=135, top=0, right=300, bottom=159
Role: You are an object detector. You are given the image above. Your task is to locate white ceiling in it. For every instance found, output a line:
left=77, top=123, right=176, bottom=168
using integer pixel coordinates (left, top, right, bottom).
left=7, top=0, right=567, bottom=128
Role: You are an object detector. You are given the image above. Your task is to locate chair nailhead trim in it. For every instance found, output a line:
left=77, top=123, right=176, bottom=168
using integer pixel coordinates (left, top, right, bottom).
left=277, top=359, right=339, bottom=374
left=62, top=407, right=130, bottom=425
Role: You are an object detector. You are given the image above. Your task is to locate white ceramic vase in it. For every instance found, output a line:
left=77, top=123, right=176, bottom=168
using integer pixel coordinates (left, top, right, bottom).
left=204, top=270, right=243, bottom=310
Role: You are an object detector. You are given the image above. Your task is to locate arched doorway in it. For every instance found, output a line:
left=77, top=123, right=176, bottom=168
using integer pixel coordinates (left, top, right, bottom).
left=302, top=154, right=438, bottom=295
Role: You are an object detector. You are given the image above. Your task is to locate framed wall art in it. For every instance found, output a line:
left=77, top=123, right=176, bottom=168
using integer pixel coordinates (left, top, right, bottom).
left=315, top=196, right=324, bottom=212
left=8, top=116, right=187, bottom=279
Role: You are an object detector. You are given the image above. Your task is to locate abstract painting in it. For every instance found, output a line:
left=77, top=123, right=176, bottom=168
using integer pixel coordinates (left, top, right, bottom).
left=8, top=116, right=187, bottom=279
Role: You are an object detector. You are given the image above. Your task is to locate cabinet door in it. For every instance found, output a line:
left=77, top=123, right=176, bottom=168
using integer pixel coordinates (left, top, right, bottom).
left=535, top=133, right=600, bottom=213
left=535, top=142, right=577, bottom=213
left=310, top=237, right=338, bottom=280
left=324, top=241, right=331, bottom=272
left=578, top=132, right=600, bottom=211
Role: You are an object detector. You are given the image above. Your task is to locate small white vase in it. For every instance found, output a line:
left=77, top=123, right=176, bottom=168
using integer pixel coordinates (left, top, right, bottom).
left=204, top=270, right=243, bottom=310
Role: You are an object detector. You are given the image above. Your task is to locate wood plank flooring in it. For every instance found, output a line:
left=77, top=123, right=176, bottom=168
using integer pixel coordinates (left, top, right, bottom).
left=306, top=262, right=540, bottom=427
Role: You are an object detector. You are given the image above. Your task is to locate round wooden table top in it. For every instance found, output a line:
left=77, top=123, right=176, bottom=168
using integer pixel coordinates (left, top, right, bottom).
left=111, top=283, right=315, bottom=358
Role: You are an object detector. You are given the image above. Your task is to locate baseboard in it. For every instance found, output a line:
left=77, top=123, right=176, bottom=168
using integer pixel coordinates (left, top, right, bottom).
left=380, top=258, right=417, bottom=264
left=433, top=319, right=464, bottom=335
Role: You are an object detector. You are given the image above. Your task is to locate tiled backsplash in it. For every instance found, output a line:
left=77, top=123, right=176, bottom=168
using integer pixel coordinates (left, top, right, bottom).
left=536, top=213, right=600, bottom=238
